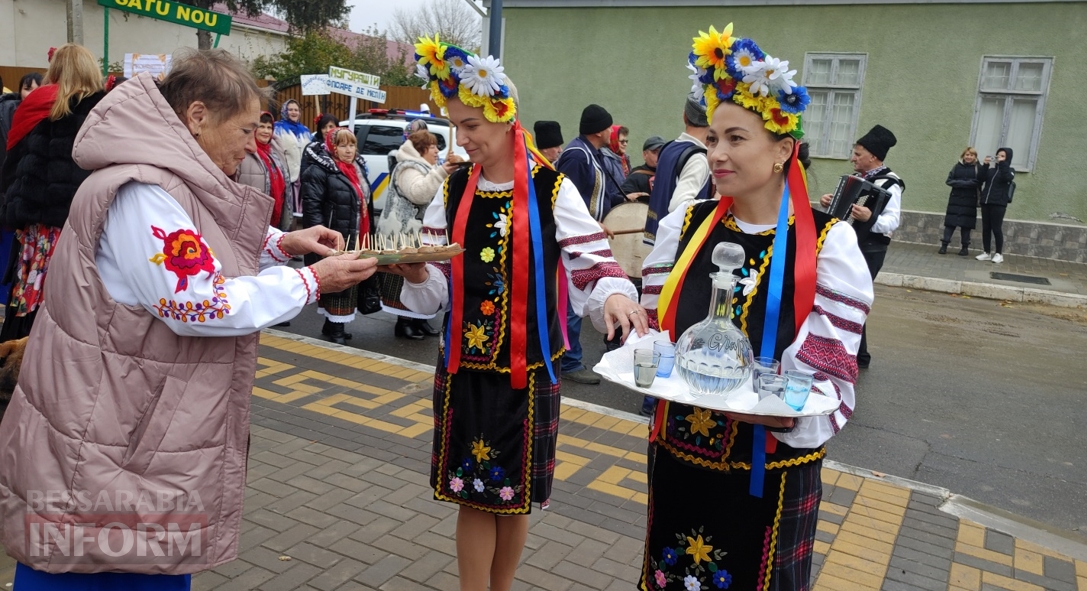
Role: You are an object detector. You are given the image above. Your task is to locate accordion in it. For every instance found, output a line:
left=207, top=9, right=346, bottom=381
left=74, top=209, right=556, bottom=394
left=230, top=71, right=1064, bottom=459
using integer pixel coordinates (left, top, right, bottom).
left=826, top=175, right=892, bottom=242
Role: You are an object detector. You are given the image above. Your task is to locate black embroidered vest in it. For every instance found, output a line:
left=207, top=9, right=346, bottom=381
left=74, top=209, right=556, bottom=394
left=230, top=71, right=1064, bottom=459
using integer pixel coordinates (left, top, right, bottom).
left=441, top=165, right=566, bottom=373
left=660, top=201, right=838, bottom=471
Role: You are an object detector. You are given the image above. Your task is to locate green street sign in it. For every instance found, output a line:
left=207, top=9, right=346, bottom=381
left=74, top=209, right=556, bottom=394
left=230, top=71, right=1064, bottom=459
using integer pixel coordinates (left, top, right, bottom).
left=97, top=0, right=232, bottom=35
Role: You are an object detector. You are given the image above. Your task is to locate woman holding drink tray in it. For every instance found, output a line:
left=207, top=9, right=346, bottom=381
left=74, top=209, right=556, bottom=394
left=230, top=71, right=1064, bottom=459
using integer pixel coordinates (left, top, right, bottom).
left=382, top=36, right=646, bottom=591
left=631, top=24, right=873, bottom=590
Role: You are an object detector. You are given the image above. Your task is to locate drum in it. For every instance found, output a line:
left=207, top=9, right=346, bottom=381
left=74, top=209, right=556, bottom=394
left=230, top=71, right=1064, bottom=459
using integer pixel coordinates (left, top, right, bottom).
left=602, top=201, right=652, bottom=279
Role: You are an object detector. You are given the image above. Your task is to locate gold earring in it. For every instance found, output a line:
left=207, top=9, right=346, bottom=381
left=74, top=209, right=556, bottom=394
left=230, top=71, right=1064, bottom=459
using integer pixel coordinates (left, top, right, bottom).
left=773, top=162, right=784, bottom=173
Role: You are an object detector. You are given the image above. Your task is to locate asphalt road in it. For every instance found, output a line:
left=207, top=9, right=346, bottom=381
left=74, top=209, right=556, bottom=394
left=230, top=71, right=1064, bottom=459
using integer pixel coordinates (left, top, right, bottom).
left=279, top=284, right=1087, bottom=535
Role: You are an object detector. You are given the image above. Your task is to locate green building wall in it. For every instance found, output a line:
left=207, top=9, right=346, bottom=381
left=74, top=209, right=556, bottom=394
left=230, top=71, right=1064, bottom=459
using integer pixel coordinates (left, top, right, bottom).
left=502, top=3, right=1087, bottom=222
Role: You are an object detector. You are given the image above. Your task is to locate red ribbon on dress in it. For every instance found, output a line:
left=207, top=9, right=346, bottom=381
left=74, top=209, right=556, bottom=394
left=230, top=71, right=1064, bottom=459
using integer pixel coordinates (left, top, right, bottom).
left=509, top=122, right=531, bottom=389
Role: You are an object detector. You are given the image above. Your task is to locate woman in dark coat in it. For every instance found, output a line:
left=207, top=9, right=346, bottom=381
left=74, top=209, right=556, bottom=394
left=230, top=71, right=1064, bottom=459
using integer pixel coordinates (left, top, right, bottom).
left=940, top=147, right=982, bottom=255
left=0, top=44, right=104, bottom=340
left=300, top=127, right=374, bottom=343
left=976, top=147, right=1015, bottom=264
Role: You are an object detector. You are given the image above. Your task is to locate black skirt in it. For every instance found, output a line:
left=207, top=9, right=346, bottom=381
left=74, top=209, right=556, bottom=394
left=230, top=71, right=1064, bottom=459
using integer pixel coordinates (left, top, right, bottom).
left=430, top=361, right=560, bottom=513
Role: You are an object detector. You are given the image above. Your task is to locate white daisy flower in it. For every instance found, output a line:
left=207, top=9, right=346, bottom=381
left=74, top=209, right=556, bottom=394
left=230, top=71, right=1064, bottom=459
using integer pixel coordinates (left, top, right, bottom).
left=684, top=575, right=701, bottom=591
left=494, top=213, right=508, bottom=237
left=460, top=55, right=505, bottom=97
left=415, top=63, right=431, bottom=89
left=687, top=60, right=707, bottom=95
left=765, top=57, right=798, bottom=95
left=732, top=47, right=762, bottom=74
left=473, top=478, right=485, bottom=492
left=742, top=63, right=773, bottom=97
left=447, top=53, right=468, bottom=73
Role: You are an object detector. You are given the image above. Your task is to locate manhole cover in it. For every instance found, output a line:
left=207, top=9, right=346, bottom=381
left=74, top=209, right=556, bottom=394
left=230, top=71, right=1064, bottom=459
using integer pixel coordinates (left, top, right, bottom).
left=990, top=272, right=1051, bottom=285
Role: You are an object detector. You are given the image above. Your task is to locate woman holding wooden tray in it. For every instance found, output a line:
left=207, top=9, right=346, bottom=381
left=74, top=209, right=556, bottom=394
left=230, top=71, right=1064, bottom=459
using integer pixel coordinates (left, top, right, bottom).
left=633, top=24, right=874, bottom=590
left=382, top=36, right=647, bottom=591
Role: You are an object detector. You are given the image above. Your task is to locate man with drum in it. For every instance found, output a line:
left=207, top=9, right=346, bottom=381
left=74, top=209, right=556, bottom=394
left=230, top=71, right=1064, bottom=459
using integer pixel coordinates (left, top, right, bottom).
left=819, top=124, right=903, bottom=369
left=643, top=93, right=713, bottom=248
left=555, top=104, right=625, bottom=384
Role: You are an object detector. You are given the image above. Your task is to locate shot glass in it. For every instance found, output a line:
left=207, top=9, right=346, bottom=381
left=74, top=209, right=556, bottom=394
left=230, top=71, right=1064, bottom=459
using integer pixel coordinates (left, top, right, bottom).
left=756, top=374, right=788, bottom=402
left=783, top=369, right=813, bottom=411
left=633, top=349, right=662, bottom=388
left=654, top=341, right=676, bottom=378
left=751, top=357, right=781, bottom=390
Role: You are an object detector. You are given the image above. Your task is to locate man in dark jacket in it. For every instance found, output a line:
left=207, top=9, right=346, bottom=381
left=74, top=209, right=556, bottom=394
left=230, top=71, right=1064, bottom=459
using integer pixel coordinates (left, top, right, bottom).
left=819, top=124, right=903, bottom=369
left=620, top=135, right=665, bottom=199
left=976, top=147, right=1015, bottom=264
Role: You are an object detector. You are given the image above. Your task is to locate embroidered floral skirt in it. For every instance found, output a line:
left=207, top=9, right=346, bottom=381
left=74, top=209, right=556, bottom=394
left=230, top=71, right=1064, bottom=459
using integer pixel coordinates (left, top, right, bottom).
left=430, top=362, right=560, bottom=513
left=640, top=445, right=822, bottom=591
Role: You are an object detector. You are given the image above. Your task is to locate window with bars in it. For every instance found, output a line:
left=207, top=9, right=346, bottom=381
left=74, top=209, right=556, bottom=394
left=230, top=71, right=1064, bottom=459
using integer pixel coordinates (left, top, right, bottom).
left=970, top=57, right=1052, bottom=172
left=800, top=53, right=867, bottom=159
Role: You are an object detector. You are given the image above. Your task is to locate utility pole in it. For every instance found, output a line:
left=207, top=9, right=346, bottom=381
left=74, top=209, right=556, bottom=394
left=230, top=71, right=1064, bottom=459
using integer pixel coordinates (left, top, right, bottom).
left=67, top=0, right=85, bottom=45
left=487, top=0, right=502, bottom=59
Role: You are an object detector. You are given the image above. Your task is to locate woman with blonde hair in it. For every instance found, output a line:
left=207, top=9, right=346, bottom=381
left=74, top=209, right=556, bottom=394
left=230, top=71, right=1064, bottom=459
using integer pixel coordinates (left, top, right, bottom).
left=0, top=43, right=104, bottom=339
left=384, top=37, right=644, bottom=591
left=940, top=146, right=982, bottom=255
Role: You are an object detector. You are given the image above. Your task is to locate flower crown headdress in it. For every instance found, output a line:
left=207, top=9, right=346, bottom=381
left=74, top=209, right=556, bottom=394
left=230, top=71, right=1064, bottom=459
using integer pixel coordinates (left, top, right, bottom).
left=688, top=23, right=809, bottom=139
left=414, top=34, right=516, bottom=124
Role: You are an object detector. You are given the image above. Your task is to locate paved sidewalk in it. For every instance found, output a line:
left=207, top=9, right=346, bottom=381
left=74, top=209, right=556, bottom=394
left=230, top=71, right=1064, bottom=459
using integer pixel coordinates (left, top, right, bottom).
left=2, top=332, right=1085, bottom=590
left=882, top=241, right=1087, bottom=305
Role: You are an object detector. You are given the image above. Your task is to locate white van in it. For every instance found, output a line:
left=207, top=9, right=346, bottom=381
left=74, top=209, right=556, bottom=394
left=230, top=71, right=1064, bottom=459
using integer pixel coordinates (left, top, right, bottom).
left=341, top=109, right=469, bottom=212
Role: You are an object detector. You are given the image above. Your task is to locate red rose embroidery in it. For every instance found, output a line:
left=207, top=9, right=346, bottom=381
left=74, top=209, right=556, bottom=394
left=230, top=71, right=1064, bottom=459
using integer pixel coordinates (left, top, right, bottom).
left=149, top=226, right=216, bottom=293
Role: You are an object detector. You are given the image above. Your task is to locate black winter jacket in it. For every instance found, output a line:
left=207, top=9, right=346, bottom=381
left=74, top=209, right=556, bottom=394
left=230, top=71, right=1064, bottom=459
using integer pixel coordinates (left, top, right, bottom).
left=300, top=145, right=373, bottom=242
left=0, top=92, right=22, bottom=172
left=979, top=147, right=1015, bottom=207
left=943, top=160, right=981, bottom=229
left=0, top=91, right=106, bottom=229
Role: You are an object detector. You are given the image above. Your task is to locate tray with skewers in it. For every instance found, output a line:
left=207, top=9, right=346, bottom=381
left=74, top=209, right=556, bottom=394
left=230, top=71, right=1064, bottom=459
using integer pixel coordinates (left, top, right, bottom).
left=334, top=232, right=465, bottom=265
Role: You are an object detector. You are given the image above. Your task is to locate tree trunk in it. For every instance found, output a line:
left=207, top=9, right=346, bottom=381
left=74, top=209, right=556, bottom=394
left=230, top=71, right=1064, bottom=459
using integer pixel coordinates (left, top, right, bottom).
left=197, top=29, right=212, bottom=50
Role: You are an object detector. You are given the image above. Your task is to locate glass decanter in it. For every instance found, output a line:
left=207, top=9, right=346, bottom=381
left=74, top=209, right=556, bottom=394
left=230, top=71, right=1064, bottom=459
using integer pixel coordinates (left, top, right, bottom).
left=674, top=242, right=754, bottom=397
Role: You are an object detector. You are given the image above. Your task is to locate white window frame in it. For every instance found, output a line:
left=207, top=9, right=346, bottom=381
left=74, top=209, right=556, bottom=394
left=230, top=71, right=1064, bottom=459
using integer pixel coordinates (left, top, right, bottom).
left=969, top=56, right=1053, bottom=173
left=800, top=52, right=867, bottom=159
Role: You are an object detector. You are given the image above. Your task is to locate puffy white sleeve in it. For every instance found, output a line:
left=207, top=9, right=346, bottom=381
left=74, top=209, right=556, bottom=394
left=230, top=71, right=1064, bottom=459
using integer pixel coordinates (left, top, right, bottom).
left=669, top=153, right=709, bottom=213
left=96, top=182, right=320, bottom=337
left=555, top=178, right=638, bottom=333
left=870, top=182, right=902, bottom=235
left=259, top=227, right=293, bottom=271
left=638, top=203, right=691, bottom=330
left=398, top=184, right=451, bottom=315
left=775, top=221, right=874, bottom=448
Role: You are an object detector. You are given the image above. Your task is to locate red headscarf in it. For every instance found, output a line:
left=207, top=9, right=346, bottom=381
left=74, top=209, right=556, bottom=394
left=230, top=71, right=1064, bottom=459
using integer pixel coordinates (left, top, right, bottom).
left=256, top=111, right=287, bottom=227
left=6, top=84, right=58, bottom=151
left=325, top=128, right=369, bottom=236
left=607, top=124, right=631, bottom=176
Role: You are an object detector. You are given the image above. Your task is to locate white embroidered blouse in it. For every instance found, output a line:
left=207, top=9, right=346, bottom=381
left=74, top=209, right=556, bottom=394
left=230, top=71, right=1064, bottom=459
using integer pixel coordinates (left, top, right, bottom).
left=95, top=182, right=319, bottom=337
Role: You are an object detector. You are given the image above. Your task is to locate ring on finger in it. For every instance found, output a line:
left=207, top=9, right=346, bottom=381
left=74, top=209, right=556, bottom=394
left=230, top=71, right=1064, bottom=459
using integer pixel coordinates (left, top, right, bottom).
left=627, top=310, right=639, bottom=316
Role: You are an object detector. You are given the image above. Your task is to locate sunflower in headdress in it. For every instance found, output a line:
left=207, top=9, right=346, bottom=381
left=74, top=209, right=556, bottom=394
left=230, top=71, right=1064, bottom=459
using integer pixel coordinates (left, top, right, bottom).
left=415, top=34, right=450, bottom=80
left=691, top=24, right=735, bottom=80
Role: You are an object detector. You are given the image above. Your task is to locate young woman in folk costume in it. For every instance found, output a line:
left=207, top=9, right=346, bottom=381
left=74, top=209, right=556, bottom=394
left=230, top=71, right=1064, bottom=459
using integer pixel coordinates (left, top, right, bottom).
left=633, top=24, right=873, bottom=590
left=383, top=36, right=647, bottom=591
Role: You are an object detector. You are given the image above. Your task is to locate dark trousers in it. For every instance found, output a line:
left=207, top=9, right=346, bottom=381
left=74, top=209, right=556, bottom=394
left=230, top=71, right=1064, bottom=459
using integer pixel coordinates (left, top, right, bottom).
left=858, top=247, right=887, bottom=366
left=980, top=204, right=1007, bottom=254
left=941, top=225, right=971, bottom=247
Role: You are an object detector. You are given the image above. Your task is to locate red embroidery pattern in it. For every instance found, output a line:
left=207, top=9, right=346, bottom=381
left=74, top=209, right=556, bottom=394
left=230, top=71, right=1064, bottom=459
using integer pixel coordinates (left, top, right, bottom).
left=295, top=269, right=313, bottom=303
left=796, top=333, right=858, bottom=384
left=641, top=263, right=674, bottom=276
left=263, top=233, right=290, bottom=263
left=815, top=284, right=870, bottom=315
left=813, top=304, right=863, bottom=334
left=567, top=248, right=613, bottom=261
left=558, top=232, right=607, bottom=249
left=643, top=283, right=663, bottom=295
left=421, top=226, right=446, bottom=237
left=311, top=268, right=322, bottom=299
left=153, top=273, right=230, bottom=322
left=434, top=261, right=452, bottom=282
left=569, top=261, right=627, bottom=290
left=646, top=308, right=660, bottom=331
left=149, top=226, right=216, bottom=293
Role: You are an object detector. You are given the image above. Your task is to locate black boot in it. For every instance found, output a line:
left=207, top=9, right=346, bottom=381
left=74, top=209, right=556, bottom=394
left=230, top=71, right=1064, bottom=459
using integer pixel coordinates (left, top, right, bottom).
left=958, top=245, right=970, bottom=256
left=394, top=317, right=424, bottom=340
left=413, top=318, right=441, bottom=337
left=938, top=242, right=948, bottom=255
left=322, top=319, right=352, bottom=342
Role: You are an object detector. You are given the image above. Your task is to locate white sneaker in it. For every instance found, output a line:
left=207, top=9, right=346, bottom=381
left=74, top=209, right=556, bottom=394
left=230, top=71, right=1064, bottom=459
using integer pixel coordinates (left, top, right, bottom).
left=992, top=253, right=1004, bottom=264
left=976, top=252, right=991, bottom=261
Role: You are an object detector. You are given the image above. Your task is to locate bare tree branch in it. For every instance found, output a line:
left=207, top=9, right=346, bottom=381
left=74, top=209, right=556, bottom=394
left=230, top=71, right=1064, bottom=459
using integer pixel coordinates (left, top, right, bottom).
left=391, top=0, right=482, bottom=53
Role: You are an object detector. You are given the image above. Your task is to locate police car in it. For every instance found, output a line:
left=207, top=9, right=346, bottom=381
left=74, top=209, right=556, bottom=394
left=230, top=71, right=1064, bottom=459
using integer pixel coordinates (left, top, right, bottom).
left=340, top=108, right=469, bottom=212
